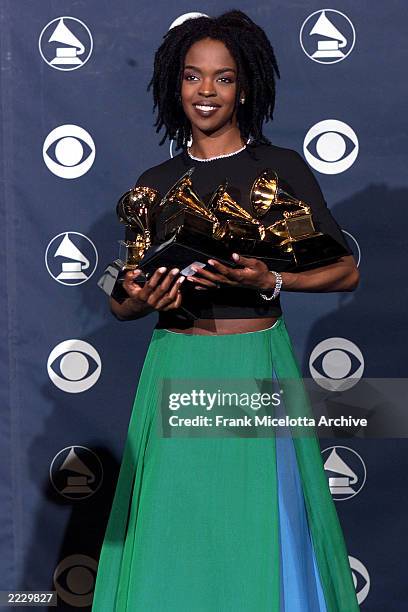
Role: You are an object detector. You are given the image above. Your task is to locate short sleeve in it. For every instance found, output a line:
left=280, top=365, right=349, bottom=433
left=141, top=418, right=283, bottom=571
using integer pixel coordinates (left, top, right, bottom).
left=284, top=151, right=353, bottom=255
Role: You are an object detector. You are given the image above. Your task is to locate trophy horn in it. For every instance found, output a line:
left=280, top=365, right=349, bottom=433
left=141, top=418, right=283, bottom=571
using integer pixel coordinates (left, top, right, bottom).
left=250, top=168, right=309, bottom=218
left=209, top=181, right=264, bottom=226
left=159, top=168, right=219, bottom=224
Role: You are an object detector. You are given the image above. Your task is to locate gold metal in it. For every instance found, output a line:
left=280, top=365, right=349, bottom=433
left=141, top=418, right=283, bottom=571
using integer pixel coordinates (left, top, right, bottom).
left=250, top=168, right=310, bottom=218
left=160, top=168, right=224, bottom=238
left=208, top=182, right=266, bottom=239
left=116, top=185, right=161, bottom=266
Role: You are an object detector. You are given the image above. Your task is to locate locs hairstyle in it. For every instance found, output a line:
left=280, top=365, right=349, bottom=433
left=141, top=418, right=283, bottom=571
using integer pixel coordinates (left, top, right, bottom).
left=147, top=10, right=280, bottom=151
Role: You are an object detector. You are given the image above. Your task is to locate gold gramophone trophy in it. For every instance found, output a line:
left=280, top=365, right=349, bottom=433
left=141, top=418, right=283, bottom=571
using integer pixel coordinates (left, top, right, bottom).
left=248, top=169, right=349, bottom=270
left=97, top=185, right=161, bottom=301
left=136, top=168, right=246, bottom=277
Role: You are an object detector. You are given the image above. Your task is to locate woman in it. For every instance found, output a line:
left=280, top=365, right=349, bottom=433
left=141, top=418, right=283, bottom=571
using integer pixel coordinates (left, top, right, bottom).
left=92, top=10, right=360, bottom=611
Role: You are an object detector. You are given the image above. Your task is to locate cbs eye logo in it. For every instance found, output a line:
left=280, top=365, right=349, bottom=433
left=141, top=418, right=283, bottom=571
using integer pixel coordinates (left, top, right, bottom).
left=43, top=125, right=96, bottom=179
left=349, top=556, right=370, bottom=605
left=303, top=119, right=358, bottom=174
left=53, top=554, right=97, bottom=607
left=169, top=12, right=209, bottom=29
left=309, top=337, right=364, bottom=391
left=47, top=340, right=101, bottom=393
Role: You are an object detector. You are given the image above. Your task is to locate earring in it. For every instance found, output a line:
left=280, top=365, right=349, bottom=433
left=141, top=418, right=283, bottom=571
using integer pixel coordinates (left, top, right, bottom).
left=240, top=96, right=246, bottom=104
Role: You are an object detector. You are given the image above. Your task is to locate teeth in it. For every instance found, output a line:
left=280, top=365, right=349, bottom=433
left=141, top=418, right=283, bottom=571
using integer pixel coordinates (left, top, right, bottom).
left=195, top=105, right=217, bottom=111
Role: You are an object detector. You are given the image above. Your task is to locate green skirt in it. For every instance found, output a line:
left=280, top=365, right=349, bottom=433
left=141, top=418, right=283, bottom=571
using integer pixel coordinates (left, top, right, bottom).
left=91, top=317, right=359, bottom=611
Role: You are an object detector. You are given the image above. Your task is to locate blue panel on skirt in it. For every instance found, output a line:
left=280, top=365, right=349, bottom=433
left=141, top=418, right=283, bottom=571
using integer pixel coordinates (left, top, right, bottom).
left=273, top=369, right=328, bottom=612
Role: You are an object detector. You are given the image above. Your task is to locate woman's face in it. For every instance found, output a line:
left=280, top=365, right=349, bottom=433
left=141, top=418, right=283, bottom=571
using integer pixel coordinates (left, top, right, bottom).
left=181, top=37, right=243, bottom=137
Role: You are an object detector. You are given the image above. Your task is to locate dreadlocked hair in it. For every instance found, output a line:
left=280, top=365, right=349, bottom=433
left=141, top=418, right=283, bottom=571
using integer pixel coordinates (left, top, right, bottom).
left=147, top=10, right=281, bottom=151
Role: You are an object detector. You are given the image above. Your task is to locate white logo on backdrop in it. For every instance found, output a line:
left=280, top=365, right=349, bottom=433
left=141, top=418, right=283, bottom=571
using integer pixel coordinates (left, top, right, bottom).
left=50, top=446, right=103, bottom=500
left=300, top=9, right=356, bottom=64
left=321, top=446, right=366, bottom=500
left=47, top=340, right=101, bottom=393
left=39, top=17, right=93, bottom=71
left=303, top=120, right=358, bottom=174
left=342, top=230, right=361, bottom=267
left=169, top=12, right=209, bottom=30
left=45, top=232, right=98, bottom=285
left=53, top=554, right=97, bottom=606
left=309, top=337, right=364, bottom=391
left=43, top=125, right=96, bottom=179
left=349, top=556, right=371, bottom=605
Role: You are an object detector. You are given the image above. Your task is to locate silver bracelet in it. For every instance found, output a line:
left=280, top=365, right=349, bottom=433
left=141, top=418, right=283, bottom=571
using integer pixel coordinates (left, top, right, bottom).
left=259, top=271, right=282, bottom=301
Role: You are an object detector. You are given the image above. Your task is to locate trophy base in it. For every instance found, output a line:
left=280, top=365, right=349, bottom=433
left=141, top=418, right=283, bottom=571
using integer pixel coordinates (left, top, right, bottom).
left=138, top=231, right=243, bottom=278
left=97, top=258, right=200, bottom=320
left=289, top=233, right=350, bottom=270
left=97, top=259, right=133, bottom=303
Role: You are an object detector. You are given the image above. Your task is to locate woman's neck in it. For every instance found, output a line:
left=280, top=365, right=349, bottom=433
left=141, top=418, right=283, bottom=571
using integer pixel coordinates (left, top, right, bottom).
left=188, top=129, right=246, bottom=160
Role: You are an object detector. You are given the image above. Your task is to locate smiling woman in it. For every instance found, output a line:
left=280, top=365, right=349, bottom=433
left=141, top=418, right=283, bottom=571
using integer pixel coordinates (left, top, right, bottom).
left=92, top=10, right=360, bottom=612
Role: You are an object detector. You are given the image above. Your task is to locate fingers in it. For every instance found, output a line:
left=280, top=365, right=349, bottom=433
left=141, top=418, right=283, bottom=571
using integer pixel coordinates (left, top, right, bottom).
left=161, top=289, right=183, bottom=310
left=189, top=263, right=238, bottom=286
left=155, top=275, right=185, bottom=310
left=185, top=275, right=218, bottom=289
left=205, top=258, right=244, bottom=283
left=142, top=267, right=180, bottom=305
left=231, top=252, right=259, bottom=267
left=122, top=269, right=144, bottom=298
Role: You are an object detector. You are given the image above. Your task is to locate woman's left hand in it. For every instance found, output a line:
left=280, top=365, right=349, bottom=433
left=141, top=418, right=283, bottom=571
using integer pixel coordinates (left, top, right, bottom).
left=186, top=252, right=274, bottom=291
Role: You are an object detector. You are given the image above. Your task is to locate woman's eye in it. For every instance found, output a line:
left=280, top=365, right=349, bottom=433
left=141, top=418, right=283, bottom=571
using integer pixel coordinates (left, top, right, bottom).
left=183, top=75, right=233, bottom=83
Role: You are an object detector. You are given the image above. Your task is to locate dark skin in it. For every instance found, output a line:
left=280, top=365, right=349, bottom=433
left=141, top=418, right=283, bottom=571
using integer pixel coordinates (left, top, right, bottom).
left=111, top=38, right=359, bottom=332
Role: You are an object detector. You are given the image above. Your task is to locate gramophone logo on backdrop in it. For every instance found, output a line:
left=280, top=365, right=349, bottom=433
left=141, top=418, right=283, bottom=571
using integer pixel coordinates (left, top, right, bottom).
left=303, top=119, right=359, bottom=174
left=47, top=339, right=101, bottom=393
left=43, top=125, right=96, bottom=179
left=53, top=554, right=97, bottom=607
left=45, top=232, right=98, bottom=285
left=309, top=337, right=364, bottom=391
left=321, top=445, right=366, bottom=501
left=50, top=446, right=103, bottom=500
left=38, top=17, right=93, bottom=71
left=299, top=9, right=356, bottom=64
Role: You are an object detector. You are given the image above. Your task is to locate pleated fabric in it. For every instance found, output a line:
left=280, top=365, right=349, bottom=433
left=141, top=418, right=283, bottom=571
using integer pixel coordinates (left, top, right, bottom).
left=91, top=317, right=359, bottom=611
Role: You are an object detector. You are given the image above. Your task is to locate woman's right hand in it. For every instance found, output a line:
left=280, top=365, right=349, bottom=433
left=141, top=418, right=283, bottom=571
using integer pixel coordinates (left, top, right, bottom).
left=122, top=266, right=185, bottom=314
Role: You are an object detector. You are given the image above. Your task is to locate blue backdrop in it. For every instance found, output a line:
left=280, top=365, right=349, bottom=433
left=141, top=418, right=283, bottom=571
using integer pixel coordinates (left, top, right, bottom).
left=1, top=1, right=407, bottom=609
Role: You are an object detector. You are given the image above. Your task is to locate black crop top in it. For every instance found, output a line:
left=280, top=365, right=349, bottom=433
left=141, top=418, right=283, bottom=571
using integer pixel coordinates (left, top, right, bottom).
left=128, top=140, right=352, bottom=324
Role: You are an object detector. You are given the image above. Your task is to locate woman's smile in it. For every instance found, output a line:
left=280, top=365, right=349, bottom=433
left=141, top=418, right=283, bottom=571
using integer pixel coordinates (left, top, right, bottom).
left=192, top=102, right=221, bottom=117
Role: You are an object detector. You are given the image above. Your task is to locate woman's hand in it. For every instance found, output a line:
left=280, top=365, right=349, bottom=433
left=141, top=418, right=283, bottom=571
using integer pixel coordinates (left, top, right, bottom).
left=122, top=266, right=185, bottom=312
left=186, top=252, right=274, bottom=291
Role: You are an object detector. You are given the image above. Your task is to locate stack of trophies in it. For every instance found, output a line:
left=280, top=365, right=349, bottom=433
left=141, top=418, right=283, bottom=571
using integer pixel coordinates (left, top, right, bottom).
left=98, top=167, right=348, bottom=302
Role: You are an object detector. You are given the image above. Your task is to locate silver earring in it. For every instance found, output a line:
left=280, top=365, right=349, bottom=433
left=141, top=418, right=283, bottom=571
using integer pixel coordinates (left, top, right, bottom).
left=240, top=97, right=245, bottom=104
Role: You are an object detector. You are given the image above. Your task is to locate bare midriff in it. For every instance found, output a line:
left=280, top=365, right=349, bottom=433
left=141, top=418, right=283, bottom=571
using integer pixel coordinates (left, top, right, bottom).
left=164, top=316, right=279, bottom=335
